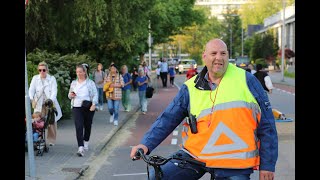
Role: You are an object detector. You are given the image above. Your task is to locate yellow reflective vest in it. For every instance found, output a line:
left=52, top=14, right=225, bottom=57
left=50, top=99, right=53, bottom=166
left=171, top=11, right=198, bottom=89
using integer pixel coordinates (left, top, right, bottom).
left=182, top=63, right=261, bottom=169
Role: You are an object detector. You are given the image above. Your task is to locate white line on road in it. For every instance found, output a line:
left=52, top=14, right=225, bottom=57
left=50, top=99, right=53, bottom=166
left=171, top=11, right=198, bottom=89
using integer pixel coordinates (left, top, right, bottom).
left=173, top=130, right=178, bottom=136
left=171, top=138, right=177, bottom=145
left=113, top=173, right=147, bottom=176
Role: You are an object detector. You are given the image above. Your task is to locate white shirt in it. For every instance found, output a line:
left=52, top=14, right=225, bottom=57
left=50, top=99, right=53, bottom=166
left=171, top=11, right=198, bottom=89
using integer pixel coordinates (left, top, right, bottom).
left=73, top=81, right=90, bottom=107
left=264, top=76, right=274, bottom=90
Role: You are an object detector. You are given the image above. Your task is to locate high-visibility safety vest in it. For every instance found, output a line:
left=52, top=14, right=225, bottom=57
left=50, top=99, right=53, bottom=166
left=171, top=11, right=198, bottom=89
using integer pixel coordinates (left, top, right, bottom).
left=182, top=63, right=261, bottom=169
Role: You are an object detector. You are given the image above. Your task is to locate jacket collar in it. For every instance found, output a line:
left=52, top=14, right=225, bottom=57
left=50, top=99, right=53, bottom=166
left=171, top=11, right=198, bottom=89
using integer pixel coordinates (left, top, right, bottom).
left=194, top=66, right=211, bottom=90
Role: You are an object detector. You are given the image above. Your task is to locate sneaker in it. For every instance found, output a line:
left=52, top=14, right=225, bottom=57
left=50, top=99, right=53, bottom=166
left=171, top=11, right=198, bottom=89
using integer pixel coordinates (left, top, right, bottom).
left=49, top=143, right=55, bottom=146
left=77, top=146, right=84, bottom=157
left=142, top=112, right=146, bottom=115
left=113, top=120, right=118, bottom=126
left=84, top=141, right=89, bottom=151
left=109, top=114, right=114, bottom=123
left=125, top=109, right=130, bottom=112
left=100, top=106, right=103, bottom=111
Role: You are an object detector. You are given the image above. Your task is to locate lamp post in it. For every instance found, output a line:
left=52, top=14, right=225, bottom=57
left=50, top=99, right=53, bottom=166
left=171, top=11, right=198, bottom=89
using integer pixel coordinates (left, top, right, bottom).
left=148, top=20, right=152, bottom=70
left=230, top=27, right=233, bottom=59
left=281, top=0, right=286, bottom=82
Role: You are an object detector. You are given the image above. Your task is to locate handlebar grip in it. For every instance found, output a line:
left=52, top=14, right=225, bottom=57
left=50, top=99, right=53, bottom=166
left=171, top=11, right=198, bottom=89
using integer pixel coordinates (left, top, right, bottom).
left=132, top=148, right=144, bottom=161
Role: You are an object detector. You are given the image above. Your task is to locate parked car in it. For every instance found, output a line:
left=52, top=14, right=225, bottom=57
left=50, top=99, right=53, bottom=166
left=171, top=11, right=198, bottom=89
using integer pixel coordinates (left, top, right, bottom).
left=235, top=56, right=250, bottom=69
left=228, top=59, right=236, bottom=65
left=178, top=59, right=197, bottom=74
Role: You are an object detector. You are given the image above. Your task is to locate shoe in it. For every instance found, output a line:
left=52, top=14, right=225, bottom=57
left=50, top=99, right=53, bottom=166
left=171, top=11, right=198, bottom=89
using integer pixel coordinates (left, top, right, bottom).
left=142, top=112, right=146, bottom=115
left=125, top=109, right=130, bottom=112
left=113, top=120, right=118, bottom=126
left=100, top=106, right=103, bottom=111
left=84, top=141, right=89, bottom=151
left=77, top=146, right=84, bottom=157
left=109, top=114, right=114, bottom=123
left=49, top=143, right=55, bottom=146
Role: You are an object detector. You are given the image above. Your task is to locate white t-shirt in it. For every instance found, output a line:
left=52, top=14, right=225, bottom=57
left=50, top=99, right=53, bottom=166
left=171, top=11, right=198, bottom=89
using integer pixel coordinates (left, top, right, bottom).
left=264, top=76, right=274, bottom=90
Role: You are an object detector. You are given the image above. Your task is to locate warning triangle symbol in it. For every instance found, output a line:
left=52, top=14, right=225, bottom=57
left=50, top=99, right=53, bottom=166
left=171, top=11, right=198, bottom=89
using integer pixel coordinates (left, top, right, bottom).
left=201, top=122, right=248, bottom=154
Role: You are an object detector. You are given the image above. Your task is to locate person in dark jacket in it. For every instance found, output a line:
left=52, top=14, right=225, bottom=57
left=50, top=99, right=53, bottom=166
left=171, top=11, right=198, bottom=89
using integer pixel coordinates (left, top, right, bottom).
left=254, top=64, right=274, bottom=94
left=130, top=39, right=278, bottom=180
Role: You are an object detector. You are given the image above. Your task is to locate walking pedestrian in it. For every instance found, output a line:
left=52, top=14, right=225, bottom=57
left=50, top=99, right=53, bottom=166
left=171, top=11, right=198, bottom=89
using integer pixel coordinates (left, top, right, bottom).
left=159, top=58, right=169, bottom=87
left=105, top=63, right=124, bottom=126
left=29, top=61, right=62, bottom=146
left=131, top=38, right=278, bottom=180
left=68, top=64, right=98, bottom=157
left=254, top=64, right=274, bottom=94
left=121, top=65, right=132, bottom=112
left=131, top=67, right=138, bottom=91
left=93, top=63, right=105, bottom=111
left=168, top=63, right=175, bottom=87
left=135, top=69, right=148, bottom=115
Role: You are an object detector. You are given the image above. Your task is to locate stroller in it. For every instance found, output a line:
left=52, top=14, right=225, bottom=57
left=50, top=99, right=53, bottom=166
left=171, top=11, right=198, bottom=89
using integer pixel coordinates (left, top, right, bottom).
left=25, top=99, right=57, bottom=156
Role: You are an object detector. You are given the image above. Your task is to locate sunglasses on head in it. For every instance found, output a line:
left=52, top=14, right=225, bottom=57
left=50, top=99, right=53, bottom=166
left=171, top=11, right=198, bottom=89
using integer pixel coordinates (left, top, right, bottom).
left=38, top=69, right=46, bottom=72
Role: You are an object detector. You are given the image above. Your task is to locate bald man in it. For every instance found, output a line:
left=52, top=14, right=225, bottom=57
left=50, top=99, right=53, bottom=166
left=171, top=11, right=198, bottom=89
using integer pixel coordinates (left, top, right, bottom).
left=131, top=39, right=278, bottom=180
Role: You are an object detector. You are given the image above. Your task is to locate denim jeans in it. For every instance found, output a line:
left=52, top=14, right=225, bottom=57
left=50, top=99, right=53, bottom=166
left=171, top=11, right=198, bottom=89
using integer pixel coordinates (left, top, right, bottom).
left=97, top=87, right=104, bottom=107
left=107, top=99, right=120, bottom=121
left=121, top=89, right=131, bottom=111
left=148, top=150, right=251, bottom=180
left=138, top=90, right=147, bottom=112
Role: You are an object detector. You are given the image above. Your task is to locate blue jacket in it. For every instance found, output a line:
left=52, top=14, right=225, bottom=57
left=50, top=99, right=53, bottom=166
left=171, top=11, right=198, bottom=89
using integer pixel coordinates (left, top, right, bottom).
left=140, top=66, right=278, bottom=177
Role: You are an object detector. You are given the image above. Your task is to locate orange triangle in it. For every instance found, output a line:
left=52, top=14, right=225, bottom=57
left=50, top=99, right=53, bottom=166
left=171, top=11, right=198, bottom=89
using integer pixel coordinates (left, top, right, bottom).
left=214, top=133, right=234, bottom=145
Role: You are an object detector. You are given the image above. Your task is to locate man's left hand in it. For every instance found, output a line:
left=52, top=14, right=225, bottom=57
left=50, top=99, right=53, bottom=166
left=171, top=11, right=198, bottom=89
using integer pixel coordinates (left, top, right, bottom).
left=259, top=170, right=274, bottom=180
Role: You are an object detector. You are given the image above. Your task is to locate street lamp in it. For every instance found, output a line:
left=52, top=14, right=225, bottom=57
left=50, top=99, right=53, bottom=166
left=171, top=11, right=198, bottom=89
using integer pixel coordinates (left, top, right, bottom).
left=281, top=0, right=286, bottom=82
left=148, top=20, right=152, bottom=70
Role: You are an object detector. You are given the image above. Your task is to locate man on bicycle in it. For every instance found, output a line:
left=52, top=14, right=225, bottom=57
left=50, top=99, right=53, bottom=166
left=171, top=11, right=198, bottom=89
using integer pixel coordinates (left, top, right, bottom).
left=130, top=39, right=278, bottom=180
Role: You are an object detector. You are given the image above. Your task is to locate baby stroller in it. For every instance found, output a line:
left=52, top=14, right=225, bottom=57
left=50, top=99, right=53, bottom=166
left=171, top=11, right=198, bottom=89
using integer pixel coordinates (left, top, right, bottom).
left=24, top=116, right=49, bottom=156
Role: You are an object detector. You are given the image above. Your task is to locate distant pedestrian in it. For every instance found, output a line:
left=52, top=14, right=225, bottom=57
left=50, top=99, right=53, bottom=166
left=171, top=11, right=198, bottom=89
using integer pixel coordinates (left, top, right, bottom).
left=131, top=67, right=139, bottom=91
left=142, top=61, right=151, bottom=81
left=93, top=63, right=105, bottom=111
left=121, top=65, right=132, bottom=112
left=105, top=63, right=124, bottom=126
left=135, top=69, right=148, bottom=114
left=254, top=64, right=274, bottom=94
left=185, top=64, right=198, bottom=80
left=68, top=64, right=98, bottom=157
left=159, top=58, right=169, bottom=87
left=168, top=63, right=175, bottom=87
left=248, top=64, right=256, bottom=74
left=156, top=65, right=161, bottom=80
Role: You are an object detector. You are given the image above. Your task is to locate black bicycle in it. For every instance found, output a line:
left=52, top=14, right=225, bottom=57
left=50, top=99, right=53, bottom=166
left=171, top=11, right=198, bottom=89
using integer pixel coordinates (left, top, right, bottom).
left=132, top=148, right=214, bottom=180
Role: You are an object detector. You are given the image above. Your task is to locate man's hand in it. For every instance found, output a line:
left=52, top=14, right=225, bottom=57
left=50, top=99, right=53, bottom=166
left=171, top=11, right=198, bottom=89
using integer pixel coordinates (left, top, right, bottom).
left=130, top=144, right=149, bottom=160
left=259, top=170, right=274, bottom=180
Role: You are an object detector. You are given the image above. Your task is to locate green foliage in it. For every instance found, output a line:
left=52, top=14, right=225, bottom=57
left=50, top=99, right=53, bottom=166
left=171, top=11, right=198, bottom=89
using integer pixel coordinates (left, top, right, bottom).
left=250, top=32, right=278, bottom=62
left=284, top=70, right=295, bottom=78
left=255, top=58, right=268, bottom=68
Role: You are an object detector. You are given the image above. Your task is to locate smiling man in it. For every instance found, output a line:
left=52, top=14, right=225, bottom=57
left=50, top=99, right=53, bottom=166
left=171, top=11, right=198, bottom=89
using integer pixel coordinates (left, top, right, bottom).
left=130, top=38, right=278, bottom=180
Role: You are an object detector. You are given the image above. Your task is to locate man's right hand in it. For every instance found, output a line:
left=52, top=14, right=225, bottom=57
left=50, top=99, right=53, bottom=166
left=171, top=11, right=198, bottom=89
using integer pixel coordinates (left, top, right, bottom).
left=130, top=144, right=148, bottom=160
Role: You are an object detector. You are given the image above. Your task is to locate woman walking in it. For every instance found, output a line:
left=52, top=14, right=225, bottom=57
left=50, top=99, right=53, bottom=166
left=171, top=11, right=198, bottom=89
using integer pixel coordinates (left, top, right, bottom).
left=68, top=64, right=98, bottom=157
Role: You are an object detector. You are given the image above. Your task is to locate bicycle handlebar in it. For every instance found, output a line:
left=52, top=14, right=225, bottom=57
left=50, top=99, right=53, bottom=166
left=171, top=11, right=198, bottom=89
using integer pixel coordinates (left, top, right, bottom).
left=132, top=148, right=206, bottom=167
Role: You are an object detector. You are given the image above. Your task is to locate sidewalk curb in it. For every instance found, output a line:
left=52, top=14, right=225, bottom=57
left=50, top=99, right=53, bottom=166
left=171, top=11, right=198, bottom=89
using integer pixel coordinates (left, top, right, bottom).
left=73, top=105, right=141, bottom=179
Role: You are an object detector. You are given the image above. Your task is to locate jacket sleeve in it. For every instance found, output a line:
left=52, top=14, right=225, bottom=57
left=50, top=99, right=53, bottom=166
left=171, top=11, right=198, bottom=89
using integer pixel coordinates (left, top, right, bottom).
left=90, top=80, right=98, bottom=105
left=140, top=85, right=190, bottom=154
left=49, top=75, right=58, bottom=100
left=29, top=76, right=36, bottom=100
left=246, top=72, right=278, bottom=172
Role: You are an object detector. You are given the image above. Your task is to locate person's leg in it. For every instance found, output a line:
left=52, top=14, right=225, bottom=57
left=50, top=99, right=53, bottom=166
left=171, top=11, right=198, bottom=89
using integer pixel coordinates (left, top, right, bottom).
left=141, top=90, right=147, bottom=112
left=126, top=89, right=131, bottom=111
left=113, top=100, right=120, bottom=121
left=98, top=88, right=104, bottom=109
left=138, top=90, right=144, bottom=111
left=107, top=99, right=114, bottom=122
left=72, top=107, right=84, bottom=147
left=160, top=72, right=165, bottom=87
left=148, top=150, right=206, bottom=180
left=163, top=72, right=168, bottom=87
left=46, top=121, right=57, bottom=145
left=215, top=174, right=251, bottom=180
left=83, top=110, right=95, bottom=142
left=121, top=90, right=127, bottom=110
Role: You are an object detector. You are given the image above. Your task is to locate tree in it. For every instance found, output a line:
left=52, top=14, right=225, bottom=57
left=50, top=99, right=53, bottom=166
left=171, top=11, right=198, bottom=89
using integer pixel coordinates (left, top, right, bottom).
left=250, top=32, right=278, bottom=64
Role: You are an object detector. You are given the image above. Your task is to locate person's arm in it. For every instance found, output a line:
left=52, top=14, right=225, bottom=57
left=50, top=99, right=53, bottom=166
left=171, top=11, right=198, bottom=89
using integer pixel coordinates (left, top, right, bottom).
left=264, top=76, right=273, bottom=93
left=140, top=85, right=189, bottom=154
left=49, top=75, right=58, bottom=100
left=29, top=76, right=36, bottom=100
left=246, top=72, right=278, bottom=172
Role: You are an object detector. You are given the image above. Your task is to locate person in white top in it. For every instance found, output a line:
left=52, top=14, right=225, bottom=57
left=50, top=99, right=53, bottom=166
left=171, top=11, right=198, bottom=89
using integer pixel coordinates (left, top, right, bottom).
left=248, top=64, right=257, bottom=74
left=29, top=61, right=62, bottom=146
left=68, top=64, right=98, bottom=157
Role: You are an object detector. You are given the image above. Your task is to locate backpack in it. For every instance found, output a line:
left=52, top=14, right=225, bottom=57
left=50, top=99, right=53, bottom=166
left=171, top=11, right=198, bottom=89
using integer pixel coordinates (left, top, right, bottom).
left=146, top=86, right=154, bottom=98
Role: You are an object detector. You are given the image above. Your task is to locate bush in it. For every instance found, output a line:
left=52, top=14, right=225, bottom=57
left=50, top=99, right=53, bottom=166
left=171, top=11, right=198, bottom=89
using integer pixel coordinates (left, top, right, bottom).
left=254, top=58, right=268, bottom=68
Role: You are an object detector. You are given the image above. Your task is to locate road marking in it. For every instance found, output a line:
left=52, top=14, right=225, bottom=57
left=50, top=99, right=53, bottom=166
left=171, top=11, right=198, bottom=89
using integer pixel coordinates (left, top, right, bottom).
left=274, top=88, right=295, bottom=96
left=113, top=173, right=147, bottom=176
left=173, top=130, right=178, bottom=136
left=171, top=138, right=177, bottom=145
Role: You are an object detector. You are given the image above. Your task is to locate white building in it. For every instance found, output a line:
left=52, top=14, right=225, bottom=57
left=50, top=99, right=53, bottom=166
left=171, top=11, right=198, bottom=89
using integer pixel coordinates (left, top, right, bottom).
left=195, top=0, right=255, bottom=20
